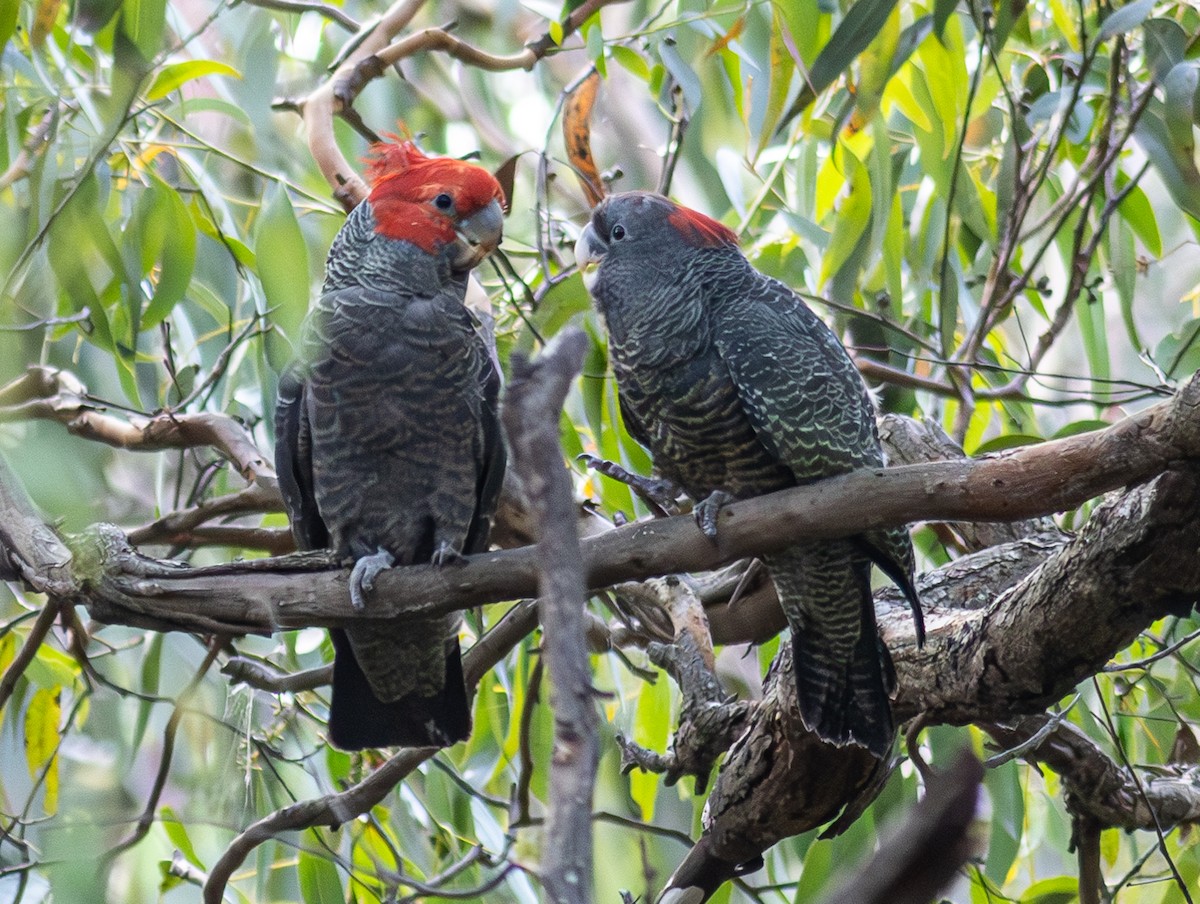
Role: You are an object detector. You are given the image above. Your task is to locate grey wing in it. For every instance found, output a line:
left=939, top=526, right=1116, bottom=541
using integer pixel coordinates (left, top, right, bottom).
left=714, top=281, right=923, bottom=637
left=464, top=349, right=507, bottom=556
left=712, top=280, right=882, bottom=480
left=274, top=364, right=328, bottom=551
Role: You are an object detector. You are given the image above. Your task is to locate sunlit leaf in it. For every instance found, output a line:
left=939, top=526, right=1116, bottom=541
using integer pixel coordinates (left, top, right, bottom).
left=754, top=9, right=795, bottom=158
left=0, top=0, right=20, bottom=52
left=161, top=805, right=204, bottom=869
left=1019, top=875, right=1078, bottom=903
left=1115, top=179, right=1161, bottom=257
left=146, top=59, right=242, bottom=101
left=610, top=45, right=649, bottom=81
left=631, top=670, right=669, bottom=821
left=819, top=148, right=872, bottom=287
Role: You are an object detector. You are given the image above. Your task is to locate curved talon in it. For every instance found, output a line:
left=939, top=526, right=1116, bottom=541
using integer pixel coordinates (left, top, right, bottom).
left=432, top=540, right=467, bottom=567
left=693, top=490, right=736, bottom=542
left=349, top=548, right=395, bottom=610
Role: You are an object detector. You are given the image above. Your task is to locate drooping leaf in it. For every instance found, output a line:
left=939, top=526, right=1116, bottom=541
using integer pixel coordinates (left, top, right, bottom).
left=120, top=0, right=167, bottom=64
left=161, top=805, right=203, bottom=869
left=933, top=0, right=957, bottom=38
left=31, top=0, right=62, bottom=44
left=1134, top=102, right=1200, bottom=222
left=24, top=688, right=61, bottom=814
left=754, top=8, right=796, bottom=158
left=141, top=172, right=197, bottom=328
left=1115, top=179, right=1161, bottom=257
left=298, top=839, right=343, bottom=903
left=0, top=0, right=20, bottom=53
left=256, top=183, right=311, bottom=370
left=819, top=147, right=873, bottom=287
left=659, top=37, right=703, bottom=117
left=562, top=69, right=605, bottom=208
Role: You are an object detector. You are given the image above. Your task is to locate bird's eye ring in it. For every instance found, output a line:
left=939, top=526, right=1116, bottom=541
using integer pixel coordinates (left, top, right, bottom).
left=611, top=224, right=626, bottom=241
left=434, top=193, right=454, bottom=211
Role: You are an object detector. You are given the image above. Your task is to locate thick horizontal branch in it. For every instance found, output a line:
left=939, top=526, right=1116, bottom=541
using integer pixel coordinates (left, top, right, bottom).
left=670, top=462, right=1200, bottom=887
left=42, top=371, right=1198, bottom=635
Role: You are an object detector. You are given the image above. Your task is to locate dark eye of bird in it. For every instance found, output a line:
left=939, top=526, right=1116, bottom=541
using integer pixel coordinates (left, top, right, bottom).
left=611, top=224, right=626, bottom=241
left=434, top=193, right=454, bottom=211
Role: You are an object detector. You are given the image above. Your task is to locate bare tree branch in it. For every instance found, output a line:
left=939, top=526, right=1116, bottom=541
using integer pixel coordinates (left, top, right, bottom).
left=297, top=0, right=631, bottom=210
left=11, top=370, right=1191, bottom=638
left=984, top=716, right=1200, bottom=832
left=0, top=366, right=276, bottom=486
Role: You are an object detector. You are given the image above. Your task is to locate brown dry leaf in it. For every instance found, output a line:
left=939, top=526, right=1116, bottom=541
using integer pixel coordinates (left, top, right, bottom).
left=563, top=69, right=605, bottom=209
left=1170, top=723, right=1200, bottom=765
left=32, top=0, right=63, bottom=44
left=493, top=153, right=519, bottom=214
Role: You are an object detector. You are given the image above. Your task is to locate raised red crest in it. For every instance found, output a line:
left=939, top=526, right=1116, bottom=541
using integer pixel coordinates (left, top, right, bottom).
left=666, top=204, right=739, bottom=248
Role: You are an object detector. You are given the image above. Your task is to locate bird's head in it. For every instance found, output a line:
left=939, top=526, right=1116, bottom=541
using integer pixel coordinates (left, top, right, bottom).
left=574, top=191, right=739, bottom=291
left=365, top=140, right=505, bottom=270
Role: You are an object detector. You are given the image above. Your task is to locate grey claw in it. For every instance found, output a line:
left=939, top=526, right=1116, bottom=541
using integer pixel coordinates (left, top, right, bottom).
left=349, top=548, right=395, bottom=610
left=693, top=490, right=736, bottom=542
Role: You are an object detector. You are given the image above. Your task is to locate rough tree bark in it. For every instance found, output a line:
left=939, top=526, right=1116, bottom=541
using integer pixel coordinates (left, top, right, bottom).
left=501, top=329, right=599, bottom=904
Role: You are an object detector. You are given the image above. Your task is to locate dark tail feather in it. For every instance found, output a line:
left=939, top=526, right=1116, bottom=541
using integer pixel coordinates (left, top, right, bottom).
left=327, top=630, right=471, bottom=751
left=854, top=532, right=924, bottom=646
left=791, top=579, right=895, bottom=759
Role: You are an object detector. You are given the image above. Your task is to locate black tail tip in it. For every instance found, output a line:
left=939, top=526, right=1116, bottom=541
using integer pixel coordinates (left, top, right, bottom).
left=792, top=636, right=896, bottom=759
left=327, top=634, right=471, bottom=751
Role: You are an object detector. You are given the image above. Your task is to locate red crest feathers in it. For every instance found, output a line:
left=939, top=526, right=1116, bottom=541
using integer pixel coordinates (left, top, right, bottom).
left=666, top=204, right=739, bottom=248
left=363, top=140, right=505, bottom=252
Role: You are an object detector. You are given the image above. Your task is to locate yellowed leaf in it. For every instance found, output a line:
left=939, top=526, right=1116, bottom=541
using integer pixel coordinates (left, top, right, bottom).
left=25, top=688, right=61, bottom=814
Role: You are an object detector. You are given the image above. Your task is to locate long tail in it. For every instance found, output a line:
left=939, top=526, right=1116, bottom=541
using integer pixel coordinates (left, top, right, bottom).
left=766, top=545, right=896, bottom=758
left=327, top=630, right=471, bottom=750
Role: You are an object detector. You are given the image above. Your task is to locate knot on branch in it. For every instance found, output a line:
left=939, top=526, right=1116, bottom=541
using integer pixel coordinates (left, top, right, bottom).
left=616, top=625, right=753, bottom=793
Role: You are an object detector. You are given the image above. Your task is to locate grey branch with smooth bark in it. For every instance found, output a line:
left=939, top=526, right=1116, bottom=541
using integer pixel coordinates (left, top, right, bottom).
left=501, top=329, right=598, bottom=904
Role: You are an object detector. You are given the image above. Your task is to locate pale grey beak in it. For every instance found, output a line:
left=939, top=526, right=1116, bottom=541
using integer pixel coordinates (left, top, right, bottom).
left=453, top=198, right=504, bottom=269
left=575, top=221, right=606, bottom=289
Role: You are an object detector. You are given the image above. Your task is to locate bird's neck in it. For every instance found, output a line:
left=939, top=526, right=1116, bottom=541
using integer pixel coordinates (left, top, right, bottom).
left=323, top=202, right=461, bottom=295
